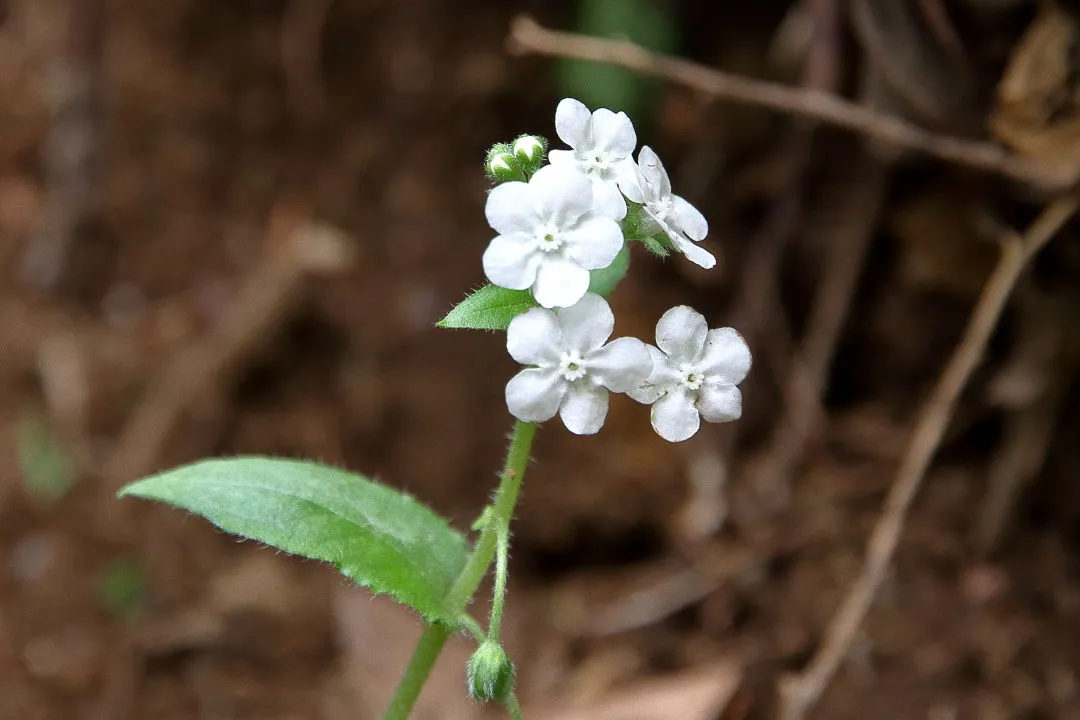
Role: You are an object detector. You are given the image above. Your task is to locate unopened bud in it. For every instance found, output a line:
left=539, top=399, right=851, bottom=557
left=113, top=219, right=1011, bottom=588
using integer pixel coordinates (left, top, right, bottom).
left=466, top=640, right=514, bottom=703
left=512, top=135, right=546, bottom=169
left=485, top=145, right=524, bottom=183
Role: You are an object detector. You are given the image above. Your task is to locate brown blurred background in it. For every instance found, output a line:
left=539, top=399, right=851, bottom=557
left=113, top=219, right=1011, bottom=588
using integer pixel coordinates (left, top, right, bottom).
left=2, top=0, right=1080, bottom=718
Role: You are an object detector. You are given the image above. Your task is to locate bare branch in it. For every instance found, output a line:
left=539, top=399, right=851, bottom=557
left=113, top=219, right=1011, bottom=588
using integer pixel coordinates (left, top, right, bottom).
left=506, top=15, right=1073, bottom=192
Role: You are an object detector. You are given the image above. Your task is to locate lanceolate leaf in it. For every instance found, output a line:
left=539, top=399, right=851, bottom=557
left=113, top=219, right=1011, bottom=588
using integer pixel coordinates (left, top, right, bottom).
left=587, top=243, right=630, bottom=297
left=120, top=457, right=469, bottom=624
left=437, top=285, right=538, bottom=331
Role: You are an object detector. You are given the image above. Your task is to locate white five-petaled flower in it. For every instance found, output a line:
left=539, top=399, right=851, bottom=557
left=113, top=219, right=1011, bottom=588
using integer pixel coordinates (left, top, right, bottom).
left=629, top=306, right=751, bottom=442
left=505, top=293, right=652, bottom=435
left=482, top=165, right=624, bottom=309
left=619, top=146, right=715, bottom=270
left=548, top=98, right=636, bottom=221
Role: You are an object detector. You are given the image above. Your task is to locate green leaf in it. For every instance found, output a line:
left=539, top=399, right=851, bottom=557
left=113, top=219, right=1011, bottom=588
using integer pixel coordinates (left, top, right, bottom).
left=119, top=457, right=470, bottom=624
left=437, top=285, right=538, bottom=331
left=587, top=243, right=630, bottom=297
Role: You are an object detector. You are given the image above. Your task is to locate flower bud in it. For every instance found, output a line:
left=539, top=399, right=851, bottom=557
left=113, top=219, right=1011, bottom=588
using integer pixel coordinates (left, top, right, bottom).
left=466, top=640, right=514, bottom=703
left=485, top=144, right=525, bottom=183
left=512, top=135, right=546, bottom=169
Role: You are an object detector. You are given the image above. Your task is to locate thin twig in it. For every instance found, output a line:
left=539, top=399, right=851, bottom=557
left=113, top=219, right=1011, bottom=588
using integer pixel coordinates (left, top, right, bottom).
left=778, top=192, right=1079, bottom=720
left=506, top=15, right=1073, bottom=192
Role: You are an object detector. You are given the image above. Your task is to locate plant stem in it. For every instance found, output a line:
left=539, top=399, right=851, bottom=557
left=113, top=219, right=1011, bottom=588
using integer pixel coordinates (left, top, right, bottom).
left=379, top=421, right=537, bottom=720
left=488, top=524, right=510, bottom=642
left=507, top=693, right=524, bottom=720
left=379, top=623, right=452, bottom=720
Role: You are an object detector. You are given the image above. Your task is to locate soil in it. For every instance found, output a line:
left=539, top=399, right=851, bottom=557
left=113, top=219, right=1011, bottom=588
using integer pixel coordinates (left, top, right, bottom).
left=2, top=1, right=1080, bottom=719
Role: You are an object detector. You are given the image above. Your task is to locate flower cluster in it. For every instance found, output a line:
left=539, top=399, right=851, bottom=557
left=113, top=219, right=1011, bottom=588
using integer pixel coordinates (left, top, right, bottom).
left=479, top=99, right=751, bottom=442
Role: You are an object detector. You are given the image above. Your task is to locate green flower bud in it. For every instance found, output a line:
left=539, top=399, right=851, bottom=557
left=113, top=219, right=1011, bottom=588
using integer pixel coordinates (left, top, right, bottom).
left=466, top=640, right=514, bottom=704
left=485, top=144, right=525, bottom=183
left=512, top=134, right=546, bottom=171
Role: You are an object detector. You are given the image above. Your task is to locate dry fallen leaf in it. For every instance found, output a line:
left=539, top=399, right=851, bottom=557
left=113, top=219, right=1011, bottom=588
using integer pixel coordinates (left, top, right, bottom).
left=991, top=4, right=1080, bottom=179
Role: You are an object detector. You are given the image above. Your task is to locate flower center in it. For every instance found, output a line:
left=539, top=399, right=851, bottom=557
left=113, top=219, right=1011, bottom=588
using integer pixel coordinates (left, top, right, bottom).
left=558, top=350, right=588, bottom=381
left=578, top=149, right=611, bottom=176
left=647, top=197, right=673, bottom=221
left=534, top=222, right=564, bottom=253
left=677, top=362, right=703, bottom=391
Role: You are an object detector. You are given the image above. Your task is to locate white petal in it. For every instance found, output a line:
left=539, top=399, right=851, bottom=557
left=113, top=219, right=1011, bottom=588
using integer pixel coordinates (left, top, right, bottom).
left=590, top=178, right=627, bottom=220
left=615, top=162, right=645, bottom=204
left=532, top=257, right=591, bottom=309
left=655, top=305, right=708, bottom=362
left=555, top=98, right=591, bottom=149
left=672, top=195, right=707, bottom=241
left=555, top=292, right=613, bottom=352
left=483, top=235, right=542, bottom=290
left=650, top=389, right=701, bottom=442
left=559, top=382, right=609, bottom=435
left=530, top=165, right=593, bottom=225
left=564, top=217, right=623, bottom=270
left=506, top=308, right=563, bottom=366
left=485, top=182, right=536, bottom=235
left=506, top=368, right=566, bottom=422
left=590, top=108, right=637, bottom=157
left=548, top=149, right=575, bottom=167
left=637, top=146, right=670, bottom=198
left=627, top=345, right=673, bottom=404
left=670, top=232, right=717, bottom=269
left=698, top=383, right=742, bottom=423
left=588, top=337, right=652, bottom=392
left=699, top=327, right=752, bottom=384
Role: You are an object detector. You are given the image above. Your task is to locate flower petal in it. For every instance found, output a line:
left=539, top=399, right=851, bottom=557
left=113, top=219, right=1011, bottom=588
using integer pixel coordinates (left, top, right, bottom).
left=627, top=345, right=674, bottom=404
left=483, top=234, right=542, bottom=290
left=588, top=337, right=652, bottom=392
left=590, top=108, right=636, bottom=157
left=670, top=232, right=717, bottom=269
left=559, top=382, right=609, bottom=435
left=615, top=162, right=645, bottom=204
left=555, top=98, right=591, bottom=149
left=698, top=382, right=742, bottom=423
left=555, top=292, right=613, bottom=352
left=590, top=178, right=627, bottom=220
left=547, top=149, right=575, bottom=167
left=506, top=368, right=566, bottom=423
left=564, top=217, right=623, bottom=270
left=485, top=182, right=536, bottom=235
left=506, top=307, right=563, bottom=366
left=637, top=146, right=671, bottom=198
left=532, top=257, right=591, bottom=309
left=672, top=195, right=708, bottom=241
left=650, top=388, right=700, bottom=442
left=530, top=165, right=593, bottom=226
left=655, top=305, right=708, bottom=362
left=698, top=327, right=752, bottom=384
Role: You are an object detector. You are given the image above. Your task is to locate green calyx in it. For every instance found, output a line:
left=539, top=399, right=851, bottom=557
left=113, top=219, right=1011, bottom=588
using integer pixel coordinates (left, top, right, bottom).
left=466, top=639, right=515, bottom=703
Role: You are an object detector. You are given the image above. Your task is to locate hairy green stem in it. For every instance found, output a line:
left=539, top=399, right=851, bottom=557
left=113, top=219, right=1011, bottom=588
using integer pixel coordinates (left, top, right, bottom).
left=487, top=524, right=510, bottom=642
left=379, top=623, right=452, bottom=720
left=507, top=693, right=524, bottom=720
left=379, top=421, right=537, bottom=720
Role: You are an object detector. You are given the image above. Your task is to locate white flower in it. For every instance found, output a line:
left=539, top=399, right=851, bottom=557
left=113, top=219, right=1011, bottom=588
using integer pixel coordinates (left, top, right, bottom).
left=619, top=146, right=715, bottom=269
left=548, top=98, right=636, bottom=220
left=505, top=293, right=652, bottom=435
left=629, top=306, right=751, bottom=442
left=482, top=165, right=624, bottom=309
